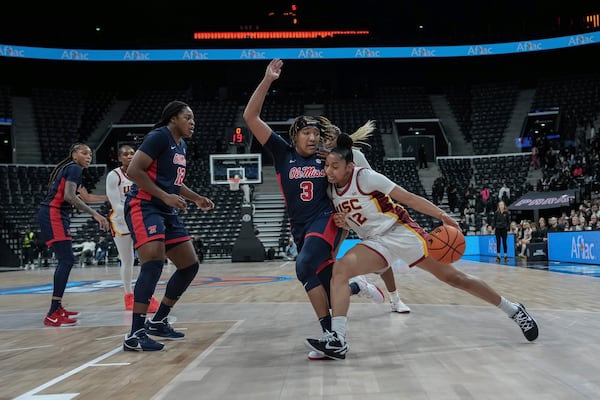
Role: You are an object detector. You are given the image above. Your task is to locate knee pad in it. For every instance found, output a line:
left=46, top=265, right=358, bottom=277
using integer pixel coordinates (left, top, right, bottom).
left=165, top=262, right=199, bottom=300
left=134, top=259, right=164, bottom=304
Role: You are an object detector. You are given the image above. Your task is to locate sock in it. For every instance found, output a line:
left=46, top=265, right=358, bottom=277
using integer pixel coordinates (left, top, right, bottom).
left=349, top=281, right=360, bottom=295
left=319, top=315, right=331, bottom=332
left=152, top=303, right=171, bottom=323
left=389, top=290, right=400, bottom=304
left=48, top=299, right=61, bottom=315
left=497, top=296, right=518, bottom=317
left=131, top=313, right=146, bottom=334
left=332, top=316, right=347, bottom=339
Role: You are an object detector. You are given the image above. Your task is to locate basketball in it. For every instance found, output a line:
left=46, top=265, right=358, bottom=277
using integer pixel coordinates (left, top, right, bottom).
left=427, top=225, right=466, bottom=264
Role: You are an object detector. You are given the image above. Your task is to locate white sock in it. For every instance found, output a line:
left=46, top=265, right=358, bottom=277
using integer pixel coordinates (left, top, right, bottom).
left=498, top=296, right=518, bottom=317
left=389, top=290, right=400, bottom=303
left=332, top=316, right=347, bottom=339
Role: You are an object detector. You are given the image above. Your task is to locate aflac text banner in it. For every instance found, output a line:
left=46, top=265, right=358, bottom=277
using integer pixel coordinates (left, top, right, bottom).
left=548, top=231, right=599, bottom=265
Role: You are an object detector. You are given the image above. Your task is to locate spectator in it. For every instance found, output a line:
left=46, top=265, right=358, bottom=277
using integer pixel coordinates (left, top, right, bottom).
left=480, top=186, right=491, bottom=214
left=498, top=182, right=511, bottom=203
left=192, top=235, right=205, bottom=263
left=589, top=214, right=599, bottom=230
left=517, top=221, right=532, bottom=258
left=95, top=235, right=109, bottom=264
left=431, top=173, right=446, bottom=205
left=80, top=237, right=97, bottom=266
left=21, top=226, right=37, bottom=270
left=464, top=202, right=476, bottom=227
left=418, top=144, right=427, bottom=169
left=458, top=215, right=469, bottom=236
left=446, top=181, right=458, bottom=213
left=284, top=237, right=298, bottom=261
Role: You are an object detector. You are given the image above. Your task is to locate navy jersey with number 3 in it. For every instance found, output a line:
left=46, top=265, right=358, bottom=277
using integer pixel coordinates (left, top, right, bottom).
left=127, top=126, right=187, bottom=212
left=264, top=133, right=333, bottom=227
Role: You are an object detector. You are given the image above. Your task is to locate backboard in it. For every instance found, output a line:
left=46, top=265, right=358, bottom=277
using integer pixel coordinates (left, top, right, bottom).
left=209, top=153, right=262, bottom=185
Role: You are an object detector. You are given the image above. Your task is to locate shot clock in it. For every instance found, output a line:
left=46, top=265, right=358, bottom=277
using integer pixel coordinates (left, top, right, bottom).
left=229, top=126, right=249, bottom=146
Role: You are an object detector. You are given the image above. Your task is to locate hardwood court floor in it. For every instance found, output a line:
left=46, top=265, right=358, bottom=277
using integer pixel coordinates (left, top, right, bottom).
left=1, top=258, right=599, bottom=400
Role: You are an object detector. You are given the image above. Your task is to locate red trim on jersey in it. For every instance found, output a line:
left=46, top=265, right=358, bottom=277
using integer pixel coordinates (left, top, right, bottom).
left=305, top=213, right=339, bottom=247
left=129, top=197, right=163, bottom=249
left=47, top=206, right=71, bottom=245
left=138, top=160, right=158, bottom=201
left=49, top=178, right=66, bottom=209
left=316, top=259, right=334, bottom=274
left=165, top=236, right=190, bottom=246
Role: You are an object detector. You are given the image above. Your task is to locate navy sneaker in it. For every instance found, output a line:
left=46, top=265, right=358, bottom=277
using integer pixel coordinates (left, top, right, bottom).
left=511, top=303, right=539, bottom=341
left=145, top=317, right=185, bottom=340
left=305, top=331, right=349, bottom=360
left=123, top=328, right=165, bottom=352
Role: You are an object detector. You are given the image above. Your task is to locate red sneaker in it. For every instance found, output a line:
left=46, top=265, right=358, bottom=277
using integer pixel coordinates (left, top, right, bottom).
left=124, top=293, right=134, bottom=311
left=58, top=306, right=80, bottom=319
left=148, top=296, right=160, bottom=313
left=44, top=310, right=78, bottom=327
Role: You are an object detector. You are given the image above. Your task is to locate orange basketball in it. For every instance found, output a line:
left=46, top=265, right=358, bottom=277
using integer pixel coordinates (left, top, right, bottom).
left=427, top=225, right=466, bottom=264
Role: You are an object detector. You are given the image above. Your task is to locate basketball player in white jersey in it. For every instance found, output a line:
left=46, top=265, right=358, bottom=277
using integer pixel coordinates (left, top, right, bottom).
left=106, top=145, right=159, bottom=312
left=320, top=120, right=410, bottom=314
left=305, top=133, right=538, bottom=360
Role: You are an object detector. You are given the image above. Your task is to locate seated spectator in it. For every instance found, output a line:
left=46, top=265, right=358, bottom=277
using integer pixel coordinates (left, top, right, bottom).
left=95, top=236, right=109, bottom=264
left=537, top=217, right=548, bottom=242
left=80, top=237, right=96, bottom=266
left=464, top=203, right=476, bottom=227
left=284, top=237, right=298, bottom=261
left=589, top=214, right=599, bottom=230
left=517, top=221, right=532, bottom=258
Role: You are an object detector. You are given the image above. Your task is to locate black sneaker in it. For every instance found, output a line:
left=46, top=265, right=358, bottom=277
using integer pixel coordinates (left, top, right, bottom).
left=145, top=317, right=185, bottom=340
left=511, top=303, right=539, bottom=341
left=304, top=331, right=349, bottom=360
left=123, top=328, right=165, bottom=351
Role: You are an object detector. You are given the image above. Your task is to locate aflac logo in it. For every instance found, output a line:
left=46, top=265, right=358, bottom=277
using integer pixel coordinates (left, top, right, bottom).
left=61, top=50, right=89, bottom=60
left=0, top=46, right=25, bottom=58
left=411, top=47, right=436, bottom=57
left=123, top=51, right=150, bottom=60
left=488, top=237, right=497, bottom=254
left=468, top=46, right=492, bottom=55
left=183, top=50, right=208, bottom=60
left=355, top=48, right=380, bottom=58
left=516, top=41, right=542, bottom=52
left=240, top=50, right=266, bottom=59
left=571, top=235, right=595, bottom=260
left=298, top=49, right=323, bottom=58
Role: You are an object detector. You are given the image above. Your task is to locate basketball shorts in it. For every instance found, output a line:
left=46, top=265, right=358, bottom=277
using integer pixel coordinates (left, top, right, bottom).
left=294, top=212, right=342, bottom=252
left=360, top=223, right=429, bottom=267
left=37, top=205, right=72, bottom=246
left=125, top=198, right=189, bottom=249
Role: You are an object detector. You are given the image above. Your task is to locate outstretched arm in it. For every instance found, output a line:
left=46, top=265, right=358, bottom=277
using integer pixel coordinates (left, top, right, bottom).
left=243, top=58, right=283, bottom=145
left=390, top=185, right=459, bottom=229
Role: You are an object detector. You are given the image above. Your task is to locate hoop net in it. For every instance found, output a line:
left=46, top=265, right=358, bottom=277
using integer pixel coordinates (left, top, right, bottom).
left=228, top=177, right=241, bottom=191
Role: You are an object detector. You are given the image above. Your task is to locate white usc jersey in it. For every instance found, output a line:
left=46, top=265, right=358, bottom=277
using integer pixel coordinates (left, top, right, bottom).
left=329, top=167, right=420, bottom=239
left=106, top=166, right=133, bottom=236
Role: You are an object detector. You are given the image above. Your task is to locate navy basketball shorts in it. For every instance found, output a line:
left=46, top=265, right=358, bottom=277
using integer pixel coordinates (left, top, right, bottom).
left=37, top=205, right=72, bottom=246
left=125, top=198, right=190, bottom=249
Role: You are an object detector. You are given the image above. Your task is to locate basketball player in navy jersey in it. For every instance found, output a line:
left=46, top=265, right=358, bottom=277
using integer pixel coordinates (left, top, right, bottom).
left=122, top=100, right=215, bottom=352
left=37, top=143, right=110, bottom=327
left=106, top=144, right=159, bottom=312
left=244, top=58, right=385, bottom=360
left=305, top=134, right=539, bottom=360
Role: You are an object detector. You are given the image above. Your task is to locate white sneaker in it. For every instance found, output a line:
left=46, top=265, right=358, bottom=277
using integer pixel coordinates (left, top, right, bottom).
left=307, top=350, right=328, bottom=360
left=391, top=299, right=411, bottom=313
left=351, top=275, right=385, bottom=304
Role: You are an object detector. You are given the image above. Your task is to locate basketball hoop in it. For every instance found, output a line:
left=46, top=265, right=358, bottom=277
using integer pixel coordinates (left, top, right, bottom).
left=228, top=177, right=241, bottom=191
